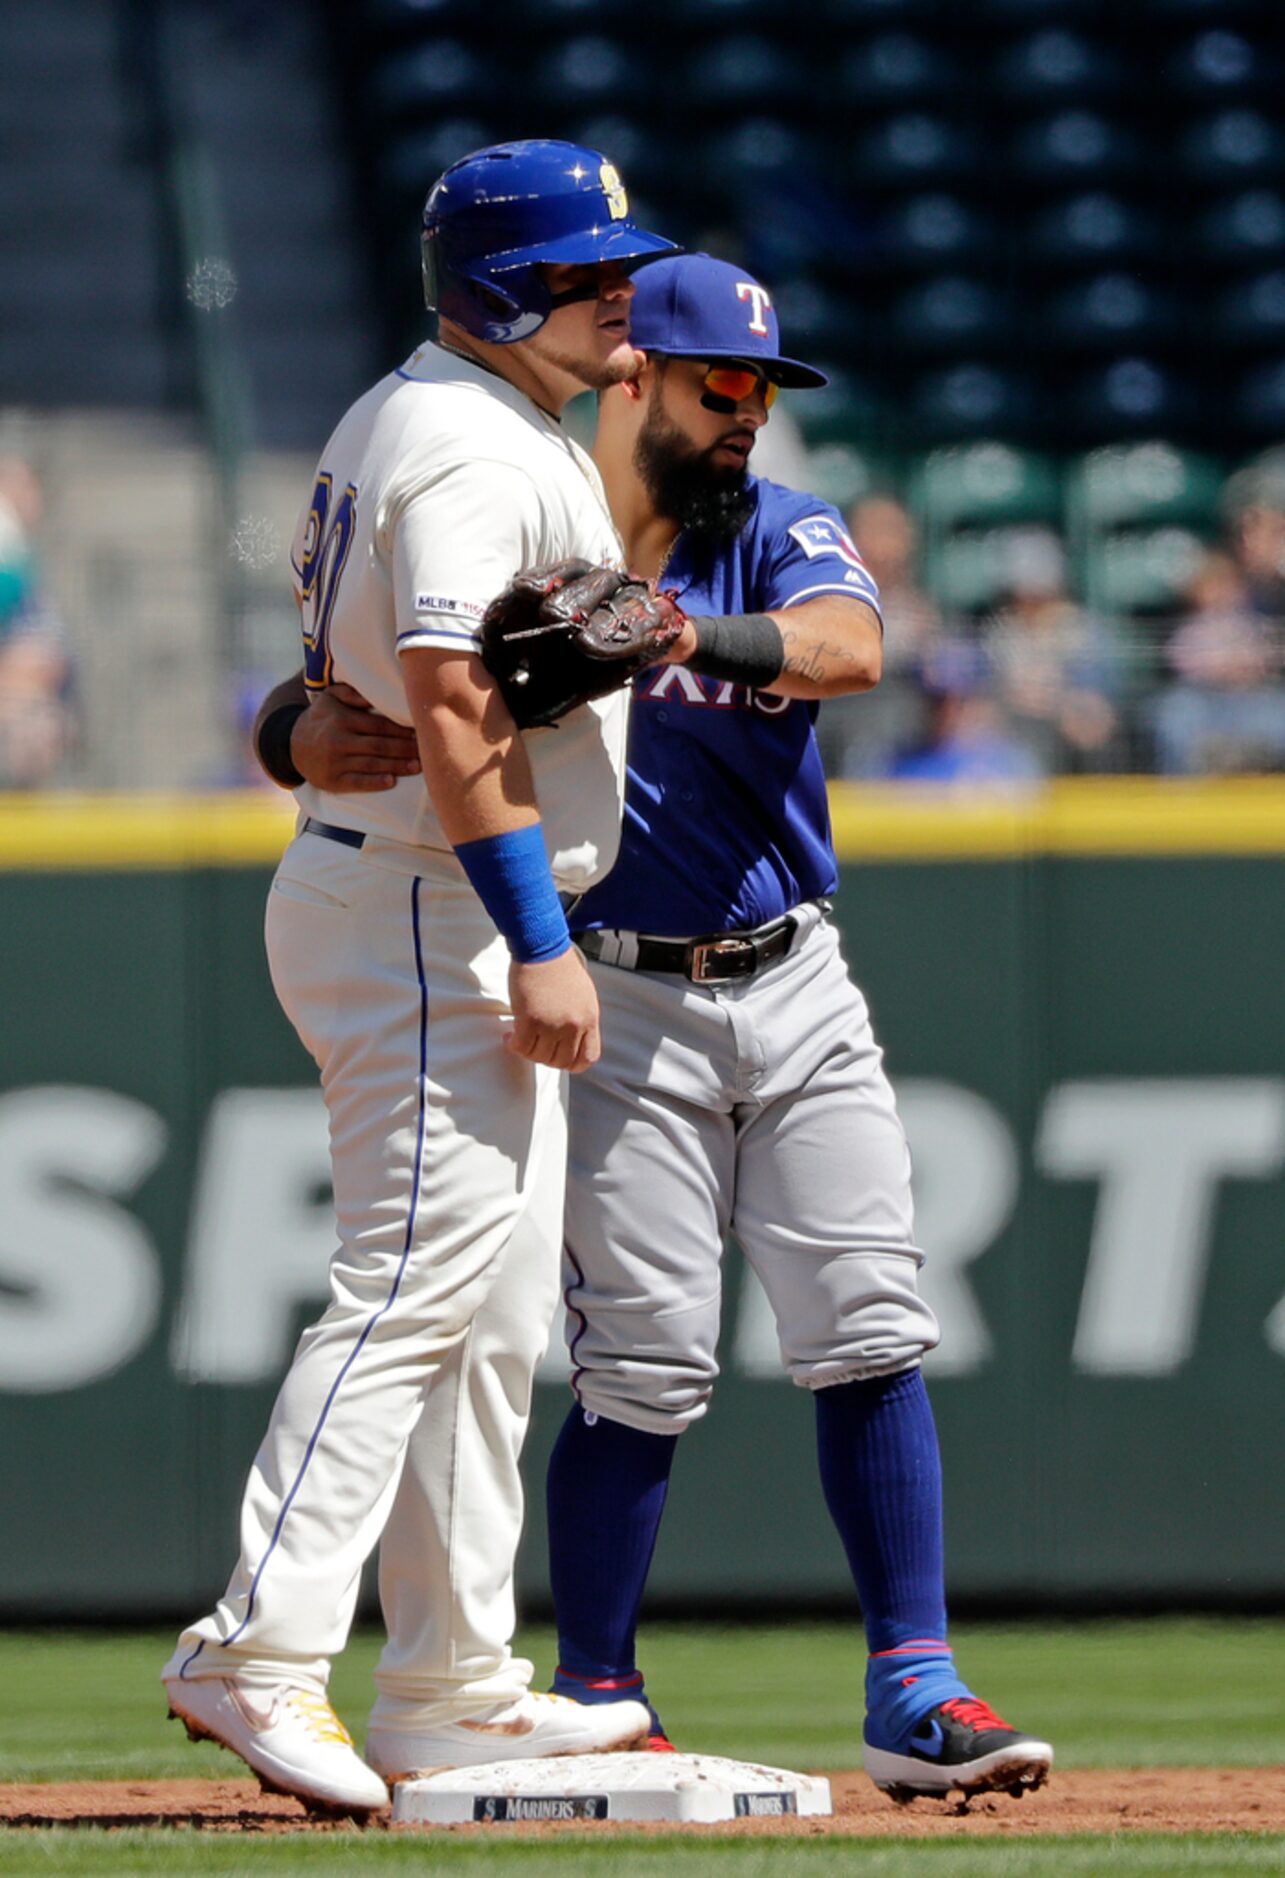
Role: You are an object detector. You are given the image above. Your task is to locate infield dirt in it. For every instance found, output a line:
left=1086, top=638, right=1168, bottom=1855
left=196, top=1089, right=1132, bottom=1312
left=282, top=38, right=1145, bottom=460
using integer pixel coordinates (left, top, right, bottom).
left=1, top=1770, right=1279, bottom=1838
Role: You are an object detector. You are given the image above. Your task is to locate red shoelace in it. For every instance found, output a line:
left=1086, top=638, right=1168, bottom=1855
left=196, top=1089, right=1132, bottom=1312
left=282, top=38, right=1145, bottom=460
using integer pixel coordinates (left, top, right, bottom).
left=939, top=1696, right=1012, bottom=1732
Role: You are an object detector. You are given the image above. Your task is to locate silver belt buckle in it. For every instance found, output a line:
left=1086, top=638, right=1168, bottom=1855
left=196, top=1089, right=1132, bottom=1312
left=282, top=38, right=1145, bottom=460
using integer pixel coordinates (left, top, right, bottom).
left=688, top=938, right=750, bottom=984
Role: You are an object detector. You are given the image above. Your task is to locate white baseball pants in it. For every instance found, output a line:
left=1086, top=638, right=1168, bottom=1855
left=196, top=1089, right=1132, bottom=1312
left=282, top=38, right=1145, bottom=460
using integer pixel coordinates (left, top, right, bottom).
left=170, top=829, right=564, bottom=1723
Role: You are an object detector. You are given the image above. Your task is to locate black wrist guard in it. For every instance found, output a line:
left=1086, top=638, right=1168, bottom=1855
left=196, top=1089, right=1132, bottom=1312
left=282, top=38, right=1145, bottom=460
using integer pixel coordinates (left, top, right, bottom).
left=687, top=613, right=784, bottom=689
left=256, top=702, right=307, bottom=789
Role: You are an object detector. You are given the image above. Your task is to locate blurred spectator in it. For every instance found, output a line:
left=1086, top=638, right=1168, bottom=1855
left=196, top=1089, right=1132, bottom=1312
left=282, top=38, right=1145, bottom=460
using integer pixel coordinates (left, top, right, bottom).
left=886, top=638, right=1042, bottom=787
left=981, top=527, right=1126, bottom=774
left=0, top=458, right=77, bottom=789
left=849, top=493, right=943, bottom=672
left=1223, top=451, right=1285, bottom=622
left=818, top=493, right=942, bottom=778
left=1149, top=548, right=1285, bottom=775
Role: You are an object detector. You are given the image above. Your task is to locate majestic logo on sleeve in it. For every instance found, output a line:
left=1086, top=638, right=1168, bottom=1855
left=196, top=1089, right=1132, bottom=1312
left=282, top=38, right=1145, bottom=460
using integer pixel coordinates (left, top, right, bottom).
left=736, top=281, right=772, bottom=336
left=787, top=516, right=869, bottom=571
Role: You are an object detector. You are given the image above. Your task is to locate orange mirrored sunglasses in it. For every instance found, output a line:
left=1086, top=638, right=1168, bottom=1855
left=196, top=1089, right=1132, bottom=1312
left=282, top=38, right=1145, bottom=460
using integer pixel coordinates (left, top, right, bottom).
left=701, top=364, right=778, bottom=411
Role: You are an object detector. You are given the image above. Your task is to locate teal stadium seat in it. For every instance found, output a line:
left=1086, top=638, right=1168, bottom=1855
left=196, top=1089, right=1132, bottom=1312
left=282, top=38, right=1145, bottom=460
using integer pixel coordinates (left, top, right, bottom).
left=789, top=365, right=882, bottom=446
left=1066, top=359, right=1196, bottom=440
left=1233, top=360, right=1285, bottom=436
left=381, top=120, right=495, bottom=196
left=890, top=276, right=1015, bottom=355
left=1179, top=110, right=1285, bottom=187
left=994, top=29, right=1123, bottom=103
left=883, top=194, right=998, bottom=270
left=909, top=366, right=1035, bottom=440
left=368, top=40, right=488, bottom=117
left=910, top=441, right=1061, bottom=609
left=1066, top=441, right=1223, bottom=614
left=1199, top=189, right=1285, bottom=266
left=364, top=0, right=472, bottom=35
left=683, top=35, right=806, bottom=112
left=855, top=114, right=980, bottom=190
left=1217, top=270, right=1285, bottom=347
left=1165, top=29, right=1276, bottom=100
left=535, top=36, right=639, bottom=105
left=1046, top=274, right=1179, bottom=352
left=771, top=277, right=863, bottom=360
left=798, top=442, right=886, bottom=512
left=1027, top=192, right=1163, bottom=269
left=1012, top=111, right=1139, bottom=186
left=837, top=33, right=954, bottom=108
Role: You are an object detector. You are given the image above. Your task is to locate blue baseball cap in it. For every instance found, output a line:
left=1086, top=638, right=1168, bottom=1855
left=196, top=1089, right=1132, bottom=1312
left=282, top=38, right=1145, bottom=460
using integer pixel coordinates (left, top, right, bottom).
left=627, top=253, right=828, bottom=389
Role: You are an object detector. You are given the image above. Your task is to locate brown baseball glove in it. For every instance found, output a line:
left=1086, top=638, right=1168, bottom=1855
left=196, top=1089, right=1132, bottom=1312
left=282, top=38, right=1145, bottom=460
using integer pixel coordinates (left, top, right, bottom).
left=480, top=559, right=686, bottom=728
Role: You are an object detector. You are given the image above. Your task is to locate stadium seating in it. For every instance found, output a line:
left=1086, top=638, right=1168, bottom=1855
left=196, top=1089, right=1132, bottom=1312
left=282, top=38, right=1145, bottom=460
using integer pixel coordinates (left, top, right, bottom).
left=1198, top=189, right=1285, bottom=265
left=1164, top=28, right=1276, bottom=100
left=882, top=194, right=999, bottom=270
left=1011, top=111, right=1140, bottom=186
left=367, top=40, right=489, bottom=118
left=335, top=0, right=1285, bottom=456
left=1045, top=275, right=1180, bottom=352
left=1065, top=441, right=1223, bottom=612
left=889, top=276, right=1015, bottom=355
left=909, top=440, right=1063, bottom=611
left=853, top=114, right=982, bottom=190
left=993, top=29, right=1124, bottom=102
left=1026, top=193, right=1164, bottom=269
left=1178, top=109, right=1285, bottom=186
left=908, top=366, right=1035, bottom=441
left=837, top=33, right=955, bottom=107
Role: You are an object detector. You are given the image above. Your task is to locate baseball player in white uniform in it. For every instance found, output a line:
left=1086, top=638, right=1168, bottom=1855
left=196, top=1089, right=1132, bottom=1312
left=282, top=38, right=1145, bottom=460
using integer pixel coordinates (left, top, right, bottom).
left=279, top=253, right=1054, bottom=1807
left=161, top=141, right=675, bottom=1814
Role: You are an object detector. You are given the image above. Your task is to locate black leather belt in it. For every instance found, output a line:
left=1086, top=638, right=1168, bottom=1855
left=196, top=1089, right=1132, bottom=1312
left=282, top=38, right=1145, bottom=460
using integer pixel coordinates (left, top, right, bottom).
left=576, top=912, right=801, bottom=985
left=303, top=816, right=366, bottom=849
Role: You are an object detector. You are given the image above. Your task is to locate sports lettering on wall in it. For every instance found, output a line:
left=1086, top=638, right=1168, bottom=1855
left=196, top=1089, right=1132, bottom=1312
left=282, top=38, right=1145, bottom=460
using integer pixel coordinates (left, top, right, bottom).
left=0, top=1079, right=1280, bottom=1395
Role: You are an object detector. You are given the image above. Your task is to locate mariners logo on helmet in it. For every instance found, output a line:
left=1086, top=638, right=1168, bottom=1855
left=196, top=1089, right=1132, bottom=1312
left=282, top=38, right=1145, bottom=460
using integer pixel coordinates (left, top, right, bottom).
left=421, top=139, right=676, bottom=346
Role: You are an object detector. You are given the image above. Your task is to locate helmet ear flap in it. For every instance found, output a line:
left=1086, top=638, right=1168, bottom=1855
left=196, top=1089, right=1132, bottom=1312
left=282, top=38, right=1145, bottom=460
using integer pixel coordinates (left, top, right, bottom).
left=424, top=235, right=554, bottom=345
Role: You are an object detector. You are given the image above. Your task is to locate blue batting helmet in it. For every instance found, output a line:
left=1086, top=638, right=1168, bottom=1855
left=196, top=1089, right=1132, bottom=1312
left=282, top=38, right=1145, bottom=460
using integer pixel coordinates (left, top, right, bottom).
left=421, top=140, right=677, bottom=345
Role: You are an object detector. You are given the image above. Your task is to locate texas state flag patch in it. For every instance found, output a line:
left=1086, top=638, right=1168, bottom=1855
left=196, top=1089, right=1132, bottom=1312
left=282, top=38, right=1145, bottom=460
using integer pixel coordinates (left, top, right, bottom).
left=787, top=516, right=868, bottom=571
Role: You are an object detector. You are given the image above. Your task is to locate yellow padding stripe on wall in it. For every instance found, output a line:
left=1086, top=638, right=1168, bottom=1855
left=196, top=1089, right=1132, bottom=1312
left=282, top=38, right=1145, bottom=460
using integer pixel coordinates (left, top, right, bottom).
left=0, top=779, right=1281, bottom=869
left=826, top=777, right=1285, bottom=858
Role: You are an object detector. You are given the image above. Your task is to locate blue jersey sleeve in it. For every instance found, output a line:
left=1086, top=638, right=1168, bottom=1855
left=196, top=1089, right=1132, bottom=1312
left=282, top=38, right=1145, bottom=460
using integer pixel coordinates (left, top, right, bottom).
left=755, top=482, right=883, bottom=619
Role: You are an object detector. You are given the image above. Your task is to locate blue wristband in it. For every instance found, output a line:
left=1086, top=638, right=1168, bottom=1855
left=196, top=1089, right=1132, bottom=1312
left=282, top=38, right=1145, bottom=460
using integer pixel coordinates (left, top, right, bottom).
left=454, top=824, right=571, bottom=964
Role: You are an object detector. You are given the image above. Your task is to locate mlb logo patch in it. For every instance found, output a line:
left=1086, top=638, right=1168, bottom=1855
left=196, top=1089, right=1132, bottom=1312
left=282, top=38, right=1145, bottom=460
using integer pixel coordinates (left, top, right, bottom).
left=787, top=516, right=868, bottom=572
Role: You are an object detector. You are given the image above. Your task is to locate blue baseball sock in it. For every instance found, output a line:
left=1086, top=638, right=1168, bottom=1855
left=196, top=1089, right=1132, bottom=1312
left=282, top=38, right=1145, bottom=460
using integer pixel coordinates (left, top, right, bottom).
left=814, top=1369, right=970, bottom=1747
left=546, top=1404, right=678, bottom=1702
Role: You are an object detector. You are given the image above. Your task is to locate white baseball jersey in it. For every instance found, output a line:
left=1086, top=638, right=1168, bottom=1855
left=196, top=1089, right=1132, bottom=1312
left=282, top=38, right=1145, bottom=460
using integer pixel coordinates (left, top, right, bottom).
left=289, top=340, right=629, bottom=891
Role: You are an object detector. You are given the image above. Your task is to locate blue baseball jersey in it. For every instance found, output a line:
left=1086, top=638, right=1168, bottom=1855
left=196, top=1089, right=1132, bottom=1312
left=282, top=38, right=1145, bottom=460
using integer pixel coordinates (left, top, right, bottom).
left=570, top=476, right=880, bottom=936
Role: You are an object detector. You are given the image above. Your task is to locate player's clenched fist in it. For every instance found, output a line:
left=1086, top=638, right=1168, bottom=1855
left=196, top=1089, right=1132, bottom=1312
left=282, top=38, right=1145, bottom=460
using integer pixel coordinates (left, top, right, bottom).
left=507, top=948, right=601, bottom=1072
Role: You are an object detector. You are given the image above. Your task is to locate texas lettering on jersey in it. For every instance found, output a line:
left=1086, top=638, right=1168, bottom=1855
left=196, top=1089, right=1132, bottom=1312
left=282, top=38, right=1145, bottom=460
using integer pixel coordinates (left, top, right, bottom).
left=637, top=663, right=792, bottom=715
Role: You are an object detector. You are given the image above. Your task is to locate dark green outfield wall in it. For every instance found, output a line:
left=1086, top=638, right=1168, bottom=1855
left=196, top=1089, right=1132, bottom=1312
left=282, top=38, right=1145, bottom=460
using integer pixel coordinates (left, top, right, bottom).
left=0, top=856, right=1281, bottom=1612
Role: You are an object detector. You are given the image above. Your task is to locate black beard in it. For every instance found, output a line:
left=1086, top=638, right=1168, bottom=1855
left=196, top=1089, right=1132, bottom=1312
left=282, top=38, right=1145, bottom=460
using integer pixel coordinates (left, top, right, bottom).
left=633, top=400, right=756, bottom=550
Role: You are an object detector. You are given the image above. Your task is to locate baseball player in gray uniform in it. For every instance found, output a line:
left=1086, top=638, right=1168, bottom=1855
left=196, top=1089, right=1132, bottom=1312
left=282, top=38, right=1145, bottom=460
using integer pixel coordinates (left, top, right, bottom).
left=262, top=253, right=1054, bottom=1805
left=160, top=141, right=676, bottom=1814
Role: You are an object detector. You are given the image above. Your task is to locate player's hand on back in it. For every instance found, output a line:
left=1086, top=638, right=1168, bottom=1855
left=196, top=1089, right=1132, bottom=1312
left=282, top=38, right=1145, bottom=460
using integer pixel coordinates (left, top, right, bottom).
left=507, top=948, right=601, bottom=1072
left=293, top=684, right=421, bottom=792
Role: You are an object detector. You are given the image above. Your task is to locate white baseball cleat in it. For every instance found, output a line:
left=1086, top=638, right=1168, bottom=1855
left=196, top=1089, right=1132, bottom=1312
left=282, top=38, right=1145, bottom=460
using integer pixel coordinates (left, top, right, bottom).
left=164, top=1674, right=389, bottom=1815
left=365, top=1690, right=652, bottom=1782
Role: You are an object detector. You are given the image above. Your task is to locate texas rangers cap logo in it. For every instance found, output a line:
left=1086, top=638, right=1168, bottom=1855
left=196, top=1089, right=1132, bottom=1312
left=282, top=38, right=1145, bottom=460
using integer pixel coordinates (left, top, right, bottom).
left=736, top=281, right=772, bottom=335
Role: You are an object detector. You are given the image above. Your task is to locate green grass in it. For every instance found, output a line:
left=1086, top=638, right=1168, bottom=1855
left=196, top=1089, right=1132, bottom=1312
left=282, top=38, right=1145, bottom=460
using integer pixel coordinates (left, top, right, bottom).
left=2, top=1621, right=1282, bottom=1874
left=0, top=1834, right=1282, bottom=1877
left=1, top=1617, right=1281, bottom=1785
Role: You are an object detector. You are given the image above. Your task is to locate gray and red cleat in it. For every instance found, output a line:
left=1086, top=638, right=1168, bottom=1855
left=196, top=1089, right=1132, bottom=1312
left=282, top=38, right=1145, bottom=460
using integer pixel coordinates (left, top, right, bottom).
left=863, top=1694, right=1053, bottom=1803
